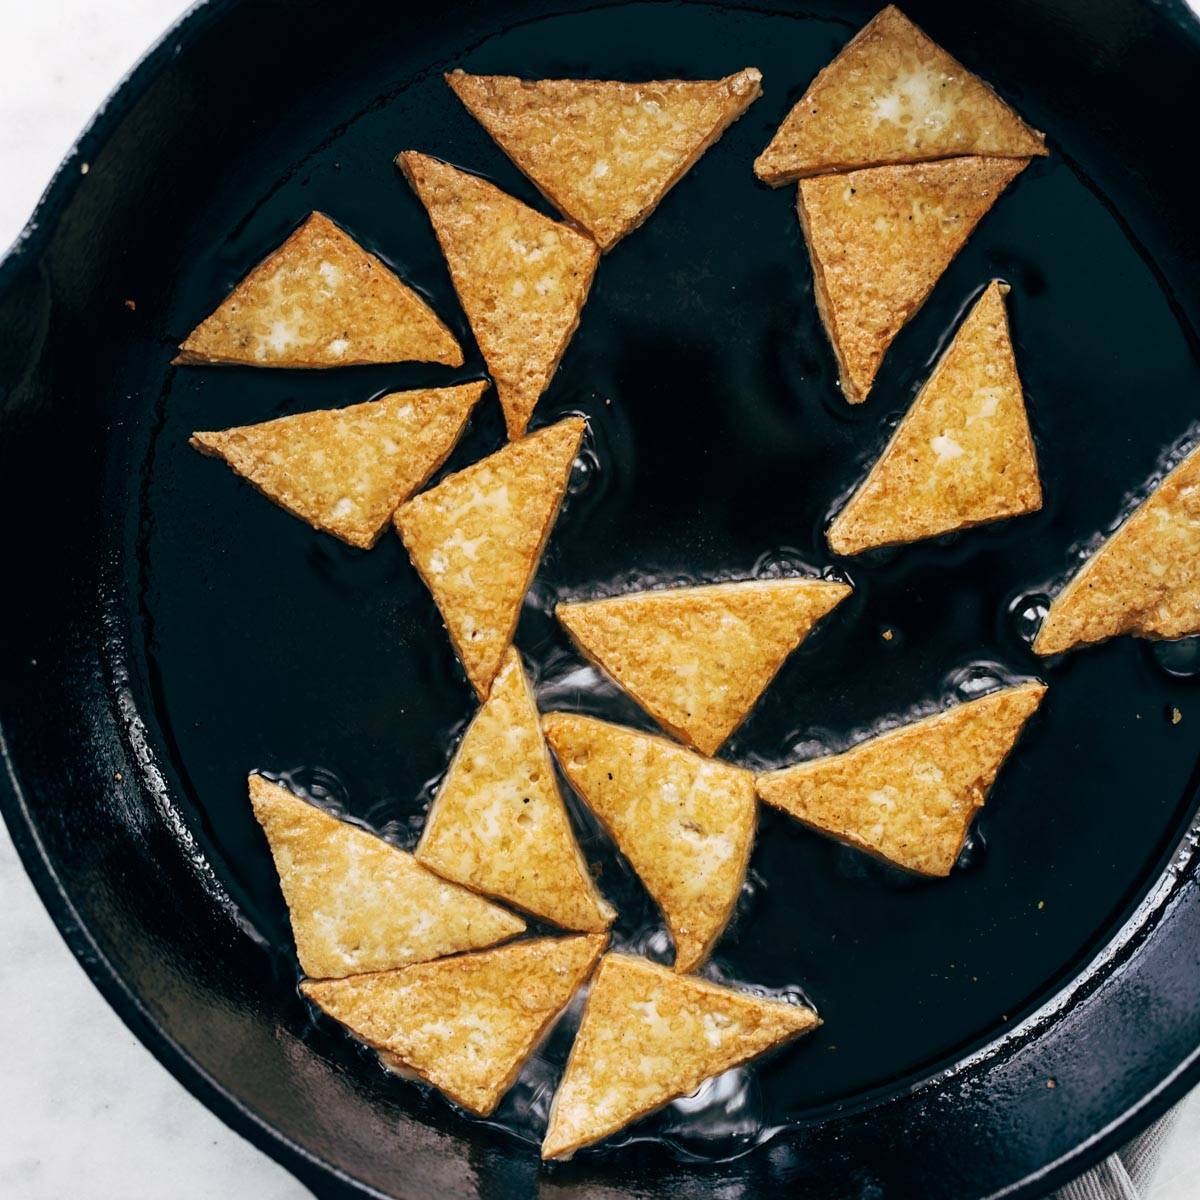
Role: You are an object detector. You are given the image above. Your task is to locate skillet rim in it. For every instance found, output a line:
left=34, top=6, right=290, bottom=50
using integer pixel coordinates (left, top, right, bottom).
left=1, top=1, right=1199, bottom=1197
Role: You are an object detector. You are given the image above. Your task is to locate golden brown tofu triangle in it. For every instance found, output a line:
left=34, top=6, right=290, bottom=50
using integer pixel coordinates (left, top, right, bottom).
left=543, top=713, right=755, bottom=973
left=399, top=152, right=599, bottom=438
left=303, top=934, right=606, bottom=1116
left=556, top=578, right=851, bottom=755
left=797, top=156, right=1027, bottom=403
left=394, top=417, right=585, bottom=697
left=177, top=212, right=462, bottom=367
left=827, top=281, right=1041, bottom=554
left=447, top=68, right=762, bottom=251
left=1034, top=443, right=1200, bottom=656
left=416, top=649, right=614, bottom=931
left=190, top=382, right=486, bottom=548
left=758, top=7, right=1041, bottom=184
left=247, top=775, right=524, bottom=978
left=755, top=6, right=1046, bottom=185
left=756, top=682, right=1046, bottom=876
left=542, top=953, right=817, bottom=1159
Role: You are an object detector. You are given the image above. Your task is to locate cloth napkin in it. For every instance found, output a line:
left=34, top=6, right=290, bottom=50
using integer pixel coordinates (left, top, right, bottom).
left=1055, top=1105, right=1184, bottom=1200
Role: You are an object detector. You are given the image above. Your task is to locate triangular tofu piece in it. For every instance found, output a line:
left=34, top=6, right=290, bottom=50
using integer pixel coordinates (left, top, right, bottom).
left=394, top=417, right=585, bottom=697
left=248, top=775, right=524, bottom=978
left=176, top=212, right=462, bottom=367
left=190, top=382, right=486, bottom=548
left=827, top=281, right=1041, bottom=554
left=446, top=68, right=762, bottom=251
left=399, top=153, right=600, bottom=438
left=416, top=649, right=614, bottom=931
left=556, top=579, right=851, bottom=755
left=302, top=934, right=606, bottom=1116
left=756, top=682, right=1046, bottom=876
left=542, top=953, right=817, bottom=1159
left=755, top=6, right=1046, bottom=185
left=542, top=714, right=756, bottom=972
left=1034, top=444, right=1200, bottom=656
left=797, top=156, right=1027, bottom=403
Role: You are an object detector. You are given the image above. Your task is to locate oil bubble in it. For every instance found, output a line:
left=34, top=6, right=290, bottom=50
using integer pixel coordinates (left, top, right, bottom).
left=1009, top=592, right=1051, bottom=644
left=1148, top=636, right=1200, bottom=679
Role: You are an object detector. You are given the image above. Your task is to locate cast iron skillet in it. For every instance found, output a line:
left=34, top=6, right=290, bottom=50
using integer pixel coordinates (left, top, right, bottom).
left=3, top=0, right=1200, bottom=1196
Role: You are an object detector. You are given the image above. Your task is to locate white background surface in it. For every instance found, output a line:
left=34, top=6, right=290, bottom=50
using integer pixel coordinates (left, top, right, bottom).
left=0, top=2, right=1197, bottom=1197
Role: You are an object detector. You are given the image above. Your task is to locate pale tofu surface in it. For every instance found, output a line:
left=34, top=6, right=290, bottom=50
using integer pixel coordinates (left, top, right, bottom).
left=797, top=156, right=1027, bottom=403
left=416, top=649, right=614, bottom=931
left=556, top=578, right=852, bottom=755
left=248, top=776, right=524, bottom=978
left=543, top=713, right=756, bottom=973
left=176, top=212, right=462, bottom=368
left=827, top=281, right=1041, bottom=554
left=190, top=382, right=486, bottom=549
left=756, top=682, right=1046, bottom=876
left=1034, top=444, right=1200, bottom=655
left=399, top=152, right=600, bottom=438
left=755, top=6, right=1045, bottom=185
left=541, top=953, right=817, bottom=1159
left=302, top=934, right=606, bottom=1116
left=394, top=417, right=585, bottom=697
left=447, top=68, right=762, bottom=251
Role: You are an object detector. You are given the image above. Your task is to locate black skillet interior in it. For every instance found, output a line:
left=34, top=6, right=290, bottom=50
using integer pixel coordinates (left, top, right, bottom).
left=2, top=1, right=1200, bottom=1197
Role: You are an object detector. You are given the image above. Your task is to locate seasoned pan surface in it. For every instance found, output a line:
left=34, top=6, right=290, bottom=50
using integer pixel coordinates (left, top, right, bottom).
left=2, top=1, right=1200, bottom=1197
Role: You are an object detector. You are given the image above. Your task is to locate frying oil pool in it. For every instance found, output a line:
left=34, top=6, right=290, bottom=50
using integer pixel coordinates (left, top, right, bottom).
left=271, top=407, right=1198, bottom=1162
left=135, top=0, right=1200, bottom=1170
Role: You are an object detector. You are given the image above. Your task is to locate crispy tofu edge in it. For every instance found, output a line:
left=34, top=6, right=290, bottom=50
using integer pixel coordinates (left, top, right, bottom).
left=794, top=183, right=867, bottom=404
left=174, top=211, right=465, bottom=369
left=796, top=159, right=1031, bottom=406
left=248, top=772, right=529, bottom=978
left=541, top=710, right=757, bottom=970
left=496, top=238, right=599, bottom=439
left=1032, top=443, right=1200, bottom=656
left=301, top=932, right=607, bottom=1116
left=415, top=649, right=616, bottom=931
left=540, top=952, right=820, bottom=1159
left=825, top=280, right=1043, bottom=555
left=753, top=6, right=1048, bottom=186
left=754, top=680, right=1048, bottom=876
left=189, top=381, right=488, bottom=550
left=555, top=579, right=853, bottom=755
left=446, top=69, right=763, bottom=251
left=394, top=417, right=586, bottom=699
left=395, top=151, right=599, bottom=438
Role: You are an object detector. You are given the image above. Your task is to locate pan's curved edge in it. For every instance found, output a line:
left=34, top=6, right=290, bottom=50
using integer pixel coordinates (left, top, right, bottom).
left=0, top=729, right=383, bottom=1199
left=0, top=0, right=219, bottom=275
left=1000, top=858, right=1200, bottom=1198
left=0, top=3, right=391, bottom=1190
left=1, top=1, right=1200, bottom=1198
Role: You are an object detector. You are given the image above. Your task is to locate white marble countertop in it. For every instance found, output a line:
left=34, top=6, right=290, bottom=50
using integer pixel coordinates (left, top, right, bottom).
left=0, top=3, right=1196, bottom=1197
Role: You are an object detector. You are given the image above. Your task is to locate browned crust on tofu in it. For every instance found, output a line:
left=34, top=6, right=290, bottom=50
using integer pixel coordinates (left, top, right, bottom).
left=542, top=712, right=757, bottom=973
left=541, top=953, right=818, bottom=1158
left=416, top=649, right=615, bottom=931
left=755, top=6, right=1046, bottom=185
left=248, top=774, right=525, bottom=978
left=827, top=281, right=1041, bottom=553
left=796, top=157, right=1028, bottom=403
left=190, top=382, right=486, bottom=549
left=556, top=578, right=852, bottom=755
left=303, top=934, right=606, bottom=1116
left=398, top=152, right=599, bottom=438
left=394, top=417, right=585, bottom=697
left=756, top=682, right=1046, bottom=876
left=446, top=68, right=762, bottom=251
left=176, top=212, right=463, bottom=368
left=1034, top=443, right=1200, bottom=655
